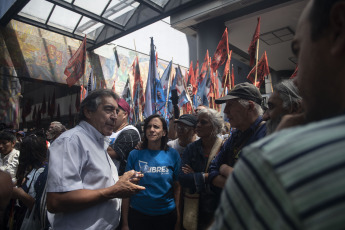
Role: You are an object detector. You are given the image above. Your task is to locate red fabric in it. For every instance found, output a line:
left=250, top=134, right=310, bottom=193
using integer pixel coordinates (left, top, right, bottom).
left=290, top=65, right=298, bottom=79
left=248, top=17, right=261, bottom=67
left=65, top=36, right=87, bottom=87
left=156, top=52, right=158, bottom=68
left=199, top=50, right=209, bottom=84
left=211, top=28, right=229, bottom=71
left=132, top=56, right=145, bottom=106
left=221, top=50, right=232, bottom=91
left=187, top=61, right=197, bottom=96
left=246, top=51, right=270, bottom=88
left=194, top=61, right=199, bottom=87
left=231, top=64, right=235, bottom=88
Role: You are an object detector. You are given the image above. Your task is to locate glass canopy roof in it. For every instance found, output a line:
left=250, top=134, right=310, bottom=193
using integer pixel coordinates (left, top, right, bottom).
left=3, top=0, right=207, bottom=50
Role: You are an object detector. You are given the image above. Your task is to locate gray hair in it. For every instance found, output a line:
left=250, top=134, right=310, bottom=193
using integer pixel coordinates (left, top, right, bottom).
left=238, top=99, right=264, bottom=116
left=78, top=89, right=119, bottom=121
left=198, top=107, right=224, bottom=135
left=50, top=121, right=67, bottom=133
left=274, top=79, right=302, bottom=110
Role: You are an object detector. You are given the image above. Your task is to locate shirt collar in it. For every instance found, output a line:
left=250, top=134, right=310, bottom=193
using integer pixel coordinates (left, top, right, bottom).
left=79, top=121, right=110, bottom=149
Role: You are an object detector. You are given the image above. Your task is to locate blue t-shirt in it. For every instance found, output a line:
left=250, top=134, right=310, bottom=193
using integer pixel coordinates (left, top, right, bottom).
left=125, top=148, right=181, bottom=216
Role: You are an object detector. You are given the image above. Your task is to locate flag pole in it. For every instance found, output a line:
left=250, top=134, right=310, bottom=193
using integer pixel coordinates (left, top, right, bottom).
left=254, top=39, right=260, bottom=87
left=269, top=73, right=274, bottom=93
left=127, top=73, right=136, bottom=124
left=165, top=58, right=173, bottom=116
left=133, top=39, right=143, bottom=122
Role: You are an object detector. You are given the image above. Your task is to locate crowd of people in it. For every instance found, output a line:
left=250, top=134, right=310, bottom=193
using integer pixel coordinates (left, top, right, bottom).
left=1, top=0, right=345, bottom=229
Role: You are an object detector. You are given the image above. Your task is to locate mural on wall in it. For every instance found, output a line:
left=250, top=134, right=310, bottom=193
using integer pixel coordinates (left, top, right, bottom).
left=100, top=46, right=187, bottom=97
left=0, top=21, right=187, bottom=97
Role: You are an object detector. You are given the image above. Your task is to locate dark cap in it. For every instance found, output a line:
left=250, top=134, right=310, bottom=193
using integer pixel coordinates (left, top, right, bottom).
left=215, top=82, right=262, bottom=105
left=174, top=114, right=197, bottom=127
left=116, top=98, right=130, bottom=114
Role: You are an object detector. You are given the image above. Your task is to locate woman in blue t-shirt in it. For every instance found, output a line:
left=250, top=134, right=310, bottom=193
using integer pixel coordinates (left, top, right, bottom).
left=122, top=114, right=181, bottom=230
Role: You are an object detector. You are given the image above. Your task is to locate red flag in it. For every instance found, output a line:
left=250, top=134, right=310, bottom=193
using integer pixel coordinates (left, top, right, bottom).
left=187, top=61, right=197, bottom=96
left=132, top=56, right=145, bottom=106
left=41, top=94, right=46, bottom=114
left=248, top=17, right=261, bottom=67
left=194, top=61, right=199, bottom=86
left=231, top=64, right=235, bottom=88
left=65, top=36, right=87, bottom=87
left=156, top=52, right=158, bottom=68
left=222, top=50, right=232, bottom=91
left=247, top=51, right=270, bottom=88
left=290, top=65, right=298, bottom=79
left=199, top=50, right=209, bottom=84
left=211, top=28, right=229, bottom=71
left=80, top=85, right=86, bottom=101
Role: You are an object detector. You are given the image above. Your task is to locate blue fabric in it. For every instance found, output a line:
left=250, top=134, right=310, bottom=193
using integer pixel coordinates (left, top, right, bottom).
left=208, top=116, right=266, bottom=185
left=178, top=139, right=208, bottom=193
left=125, top=148, right=181, bottom=216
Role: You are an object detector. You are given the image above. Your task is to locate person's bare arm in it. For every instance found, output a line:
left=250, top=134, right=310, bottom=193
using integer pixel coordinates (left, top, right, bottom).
left=12, top=187, right=35, bottom=210
left=121, top=198, right=130, bottom=230
left=107, top=146, right=119, bottom=159
left=173, top=181, right=181, bottom=230
left=47, top=170, right=145, bottom=213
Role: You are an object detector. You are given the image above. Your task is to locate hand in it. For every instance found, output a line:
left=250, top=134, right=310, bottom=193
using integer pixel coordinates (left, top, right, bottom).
left=219, top=164, right=233, bottom=178
left=104, top=170, right=145, bottom=198
left=182, top=164, right=194, bottom=174
left=121, top=225, right=130, bottom=230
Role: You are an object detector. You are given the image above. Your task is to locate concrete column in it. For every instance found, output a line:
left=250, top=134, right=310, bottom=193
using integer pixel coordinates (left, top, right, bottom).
left=195, top=19, right=226, bottom=67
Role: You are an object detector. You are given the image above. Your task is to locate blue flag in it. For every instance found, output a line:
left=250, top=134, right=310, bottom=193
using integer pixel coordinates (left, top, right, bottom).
left=194, top=70, right=210, bottom=108
left=144, top=38, right=159, bottom=118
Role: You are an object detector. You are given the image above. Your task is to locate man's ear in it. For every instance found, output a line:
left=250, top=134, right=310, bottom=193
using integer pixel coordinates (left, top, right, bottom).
left=83, top=107, right=92, bottom=119
left=248, top=101, right=255, bottom=111
left=329, top=2, right=345, bottom=56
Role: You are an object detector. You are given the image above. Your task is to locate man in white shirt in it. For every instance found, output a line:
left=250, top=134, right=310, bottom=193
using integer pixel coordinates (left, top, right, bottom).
left=0, top=131, right=20, bottom=184
left=46, top=89, right=145, bottom=230
left=168, top=114, right=198, bottom=156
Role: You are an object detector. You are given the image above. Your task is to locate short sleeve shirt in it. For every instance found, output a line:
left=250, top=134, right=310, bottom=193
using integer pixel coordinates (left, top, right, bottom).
left=46, top=121, right=121, bottom=230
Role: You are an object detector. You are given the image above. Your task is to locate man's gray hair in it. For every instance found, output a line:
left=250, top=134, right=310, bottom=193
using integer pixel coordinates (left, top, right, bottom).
left=78, top=89, right=119, bottom=121
left=50, top=121, right=67, bottom=133
left=198, top=107, right=224, bottom=135
left=238, top=99, right=264, bottom=116
left=274, top=79, right=302, bottom=110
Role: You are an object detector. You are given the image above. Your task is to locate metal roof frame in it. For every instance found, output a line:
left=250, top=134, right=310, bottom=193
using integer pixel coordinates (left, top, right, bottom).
left=1, top=0, right=210, bottom=50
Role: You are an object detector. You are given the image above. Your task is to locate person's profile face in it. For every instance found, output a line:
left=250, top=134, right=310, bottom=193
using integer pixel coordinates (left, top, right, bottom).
left=0, top=139, right=15, bottom=155
left=86, top=96, right=118, bottom=136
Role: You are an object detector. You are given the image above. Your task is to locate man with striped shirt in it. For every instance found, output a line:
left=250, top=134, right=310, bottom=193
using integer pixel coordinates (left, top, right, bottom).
left=210, top=0, right=345, bottom=229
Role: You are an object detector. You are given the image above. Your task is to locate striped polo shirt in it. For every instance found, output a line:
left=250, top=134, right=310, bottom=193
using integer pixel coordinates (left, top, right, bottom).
left=210, top=114, right=345, bottom=230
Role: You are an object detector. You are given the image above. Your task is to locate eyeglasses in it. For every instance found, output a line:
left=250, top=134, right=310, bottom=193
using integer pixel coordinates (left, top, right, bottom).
left=176, top=124, right=191, bottom=132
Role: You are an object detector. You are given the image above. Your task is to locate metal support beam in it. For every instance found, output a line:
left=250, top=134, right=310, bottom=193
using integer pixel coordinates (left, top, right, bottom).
left=0, top=0, right=30, bottom=26
left=13, top=15, right=95, bottom=45
left=135, top=0, right=163, bottom=13
left=46, top=0, right=124, bottom=31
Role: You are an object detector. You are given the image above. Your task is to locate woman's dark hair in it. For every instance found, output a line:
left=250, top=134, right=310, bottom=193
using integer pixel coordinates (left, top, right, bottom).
left=142, top=114, right=169, bottom=151
left=0, top=131, right=16, bottom=142
left=78, top=89, right=119, bottom=122
left=16, top=135, right=47, bottom=185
